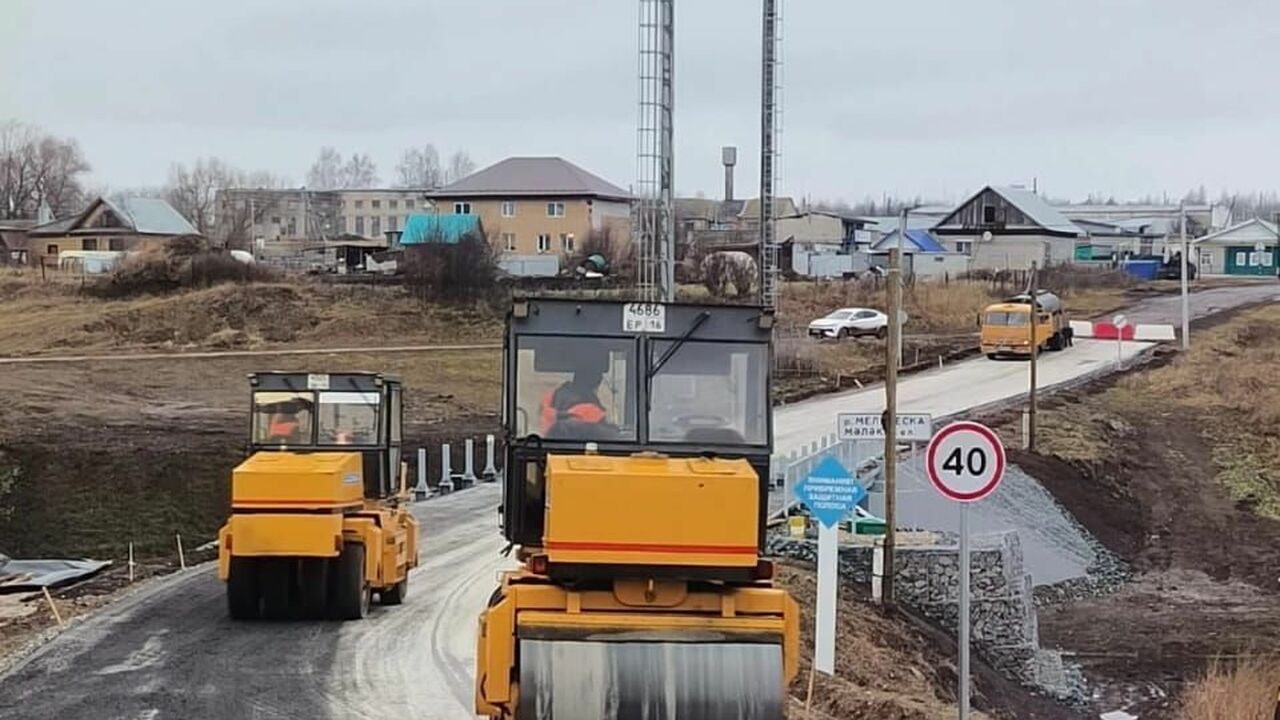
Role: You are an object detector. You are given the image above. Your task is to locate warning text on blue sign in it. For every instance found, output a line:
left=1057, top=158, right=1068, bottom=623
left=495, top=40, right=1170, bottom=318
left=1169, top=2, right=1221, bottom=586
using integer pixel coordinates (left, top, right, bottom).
left=794, top=455, right=867, bottom=529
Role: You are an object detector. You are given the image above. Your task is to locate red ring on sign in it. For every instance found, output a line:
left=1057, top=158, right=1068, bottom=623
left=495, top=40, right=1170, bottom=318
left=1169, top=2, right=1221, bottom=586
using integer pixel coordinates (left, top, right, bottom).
left=924, top=421, right=1006, bottom=502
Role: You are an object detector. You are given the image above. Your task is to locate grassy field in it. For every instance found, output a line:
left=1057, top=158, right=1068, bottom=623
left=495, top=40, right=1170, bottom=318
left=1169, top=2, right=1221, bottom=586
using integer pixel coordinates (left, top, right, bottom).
left=1021, top=303, right=1280, bottom=517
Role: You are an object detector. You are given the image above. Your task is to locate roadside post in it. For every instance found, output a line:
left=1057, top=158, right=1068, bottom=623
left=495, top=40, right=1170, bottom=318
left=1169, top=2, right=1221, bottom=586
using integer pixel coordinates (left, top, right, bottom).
left=838, top=412, right=931, bottom=602
left=1180, top=203, right=1190, bottom=350
left=1113, top=314, right=1129, bottom=369
left=925, top=421, right=1007, bottom=720
left=415, top=447, right=429, bottom=499
left=793, top=454, right=867, bottom=676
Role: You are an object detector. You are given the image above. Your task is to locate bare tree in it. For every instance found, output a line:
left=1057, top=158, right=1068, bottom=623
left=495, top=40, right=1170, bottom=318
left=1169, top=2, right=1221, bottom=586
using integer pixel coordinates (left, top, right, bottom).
left=395, top=146, right=443, bottom=188
left=306, top=146, right=345, bottom=190
left=445, top=151, right=476, bottom=184
left=0, top=120, right=91, bottom=220
left=165, top=158, right=244, bottom=234
left=342, top=153, right=379, bottom=189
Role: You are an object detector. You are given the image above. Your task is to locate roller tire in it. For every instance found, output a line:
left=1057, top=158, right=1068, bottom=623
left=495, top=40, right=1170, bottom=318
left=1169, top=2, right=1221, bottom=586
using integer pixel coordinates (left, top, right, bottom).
left=258, top=558, right=292, bottom=620
left=329, top=543, right=369, bottom=621
left=299, top=558, right=329, bottom=620
left=226, top=557, right=260, bottom=620
left=380, top=572, right=408, bottom=606
left=1047, top=332, right=1065, bottom=351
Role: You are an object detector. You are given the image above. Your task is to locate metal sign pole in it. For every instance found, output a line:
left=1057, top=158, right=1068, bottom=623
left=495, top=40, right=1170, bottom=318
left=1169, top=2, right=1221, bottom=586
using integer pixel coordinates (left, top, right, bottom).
left=958, top=501, right=971, bottom=720
left=815, top=522, right=838, bottom=675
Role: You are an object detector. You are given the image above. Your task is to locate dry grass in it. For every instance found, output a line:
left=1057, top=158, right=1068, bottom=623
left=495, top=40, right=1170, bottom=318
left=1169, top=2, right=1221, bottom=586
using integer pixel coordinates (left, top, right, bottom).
left=1110, top=304, right=1280, bottom=518
left=0, top=277, right=501, bottom=357
left=1179, top=657, right=1280, bottom=719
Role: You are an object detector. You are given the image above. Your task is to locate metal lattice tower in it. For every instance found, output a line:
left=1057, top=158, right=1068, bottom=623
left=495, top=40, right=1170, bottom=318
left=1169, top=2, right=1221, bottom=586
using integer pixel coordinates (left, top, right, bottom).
left=635, top=0, right=676, bottom=302
left=759, top=0, right=783, bottom=310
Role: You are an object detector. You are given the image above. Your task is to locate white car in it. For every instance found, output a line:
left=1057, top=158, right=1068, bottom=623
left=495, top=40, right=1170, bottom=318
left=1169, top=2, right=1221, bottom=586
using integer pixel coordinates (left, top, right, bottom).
left=807, top=307, right=889, bottom=340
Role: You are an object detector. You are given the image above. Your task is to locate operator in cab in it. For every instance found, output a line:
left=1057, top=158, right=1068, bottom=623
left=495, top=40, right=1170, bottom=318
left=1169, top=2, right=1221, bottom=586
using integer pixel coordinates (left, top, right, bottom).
left=540, top=352, right=614, bottom=440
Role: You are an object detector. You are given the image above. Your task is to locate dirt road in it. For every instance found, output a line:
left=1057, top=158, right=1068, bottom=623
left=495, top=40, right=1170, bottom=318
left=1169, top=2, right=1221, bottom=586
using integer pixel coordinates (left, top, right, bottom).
left=0, top=485, right=508, bottom=720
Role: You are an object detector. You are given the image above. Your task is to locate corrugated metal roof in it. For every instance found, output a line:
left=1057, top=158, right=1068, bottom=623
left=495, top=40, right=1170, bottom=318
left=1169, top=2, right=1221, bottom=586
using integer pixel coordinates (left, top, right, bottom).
left=399, top=213, right=482, bottom=245
left=28, top=196, right=198, bottom=236
left=104, top=197, right=199, bottom=235
left=992, top=186, right=1082, bottom=235
left=1194, top=217, right=1279, bottom=244
left=430, top=157, right=630, bottom=200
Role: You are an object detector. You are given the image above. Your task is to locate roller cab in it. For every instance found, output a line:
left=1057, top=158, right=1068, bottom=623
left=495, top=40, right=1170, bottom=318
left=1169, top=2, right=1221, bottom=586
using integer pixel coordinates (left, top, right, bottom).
left=477, top=299, right=797, bottom=719
left=217, top=372, right=419, bottom=621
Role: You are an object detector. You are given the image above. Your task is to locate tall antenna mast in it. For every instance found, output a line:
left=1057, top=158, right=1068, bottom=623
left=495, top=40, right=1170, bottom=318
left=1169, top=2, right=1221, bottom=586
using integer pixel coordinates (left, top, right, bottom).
left=759, top=0, right=782, bottom=309
left=635, top=0, right=676, bottom=302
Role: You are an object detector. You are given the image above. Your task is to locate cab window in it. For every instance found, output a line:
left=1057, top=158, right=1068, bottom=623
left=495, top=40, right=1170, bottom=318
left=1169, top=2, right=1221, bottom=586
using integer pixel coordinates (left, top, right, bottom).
left=514, top=336, right=637, bottom=441
left=253, top=391, right=315, bottom=445
left=317, top=391, right=380, bottom=445
left=648, top=340, right=768, bottom=445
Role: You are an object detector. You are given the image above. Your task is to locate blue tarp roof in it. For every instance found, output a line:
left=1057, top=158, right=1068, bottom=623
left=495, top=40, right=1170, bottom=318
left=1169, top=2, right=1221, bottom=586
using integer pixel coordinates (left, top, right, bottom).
left=872, top=228, right=949, bottom=253
left=399, top=214, right=482, bottom=245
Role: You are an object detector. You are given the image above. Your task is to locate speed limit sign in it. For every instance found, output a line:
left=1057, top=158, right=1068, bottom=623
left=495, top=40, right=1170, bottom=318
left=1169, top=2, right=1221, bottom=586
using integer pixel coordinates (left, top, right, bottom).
left=925, top=421, right=1006, bottom=502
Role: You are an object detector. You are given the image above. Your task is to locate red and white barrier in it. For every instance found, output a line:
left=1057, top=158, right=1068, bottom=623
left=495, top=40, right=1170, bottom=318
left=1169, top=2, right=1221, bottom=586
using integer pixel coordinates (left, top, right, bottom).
left=1070, top=320, right=1176, bottom=342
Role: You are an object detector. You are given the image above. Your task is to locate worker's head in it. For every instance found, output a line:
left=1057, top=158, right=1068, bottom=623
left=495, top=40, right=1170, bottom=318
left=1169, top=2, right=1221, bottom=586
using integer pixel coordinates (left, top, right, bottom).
left=570, top=351, right=609, bottom=386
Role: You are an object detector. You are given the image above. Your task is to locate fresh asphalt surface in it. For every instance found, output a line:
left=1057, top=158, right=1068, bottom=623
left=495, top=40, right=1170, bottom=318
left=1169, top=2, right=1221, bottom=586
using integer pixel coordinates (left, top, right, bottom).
left=0, top=485, right=509, bottom=720
left=0, top=282, right=1274, bottom=720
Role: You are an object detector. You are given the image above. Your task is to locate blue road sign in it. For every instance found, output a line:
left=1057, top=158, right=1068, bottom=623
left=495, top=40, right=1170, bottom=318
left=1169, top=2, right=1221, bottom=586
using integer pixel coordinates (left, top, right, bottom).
left=794, top=455, right=868, bottom=529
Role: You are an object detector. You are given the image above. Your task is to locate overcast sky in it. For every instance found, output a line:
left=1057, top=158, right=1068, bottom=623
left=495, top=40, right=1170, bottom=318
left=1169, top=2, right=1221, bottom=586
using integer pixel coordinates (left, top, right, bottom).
left=3, top=0, right=1279, bottom=204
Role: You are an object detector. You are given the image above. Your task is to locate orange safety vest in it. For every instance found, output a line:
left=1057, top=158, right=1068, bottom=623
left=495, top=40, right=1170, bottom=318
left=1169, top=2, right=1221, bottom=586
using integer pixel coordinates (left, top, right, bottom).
left=268, top=416, right=298, bottom=440
left=540, top=389, right=606, bottom=435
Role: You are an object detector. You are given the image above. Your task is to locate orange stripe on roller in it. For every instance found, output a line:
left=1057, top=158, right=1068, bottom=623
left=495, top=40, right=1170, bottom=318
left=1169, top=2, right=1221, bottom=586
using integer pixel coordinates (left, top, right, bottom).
left=545, top=540, right=758, bottom=555
left=234, top=499, right=361, bottom=508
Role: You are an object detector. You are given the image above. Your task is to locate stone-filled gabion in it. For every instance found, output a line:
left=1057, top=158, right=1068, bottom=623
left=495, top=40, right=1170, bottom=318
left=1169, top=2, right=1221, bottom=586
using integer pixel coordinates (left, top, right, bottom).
left=766, top=530, right=1089, bottom=704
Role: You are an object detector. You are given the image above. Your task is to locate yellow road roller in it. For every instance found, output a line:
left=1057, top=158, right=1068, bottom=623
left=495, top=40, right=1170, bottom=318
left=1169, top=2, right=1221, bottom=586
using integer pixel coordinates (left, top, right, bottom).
left=475, top=299, right=798, bottom=718
left=217, top=372, right=418, bottom=620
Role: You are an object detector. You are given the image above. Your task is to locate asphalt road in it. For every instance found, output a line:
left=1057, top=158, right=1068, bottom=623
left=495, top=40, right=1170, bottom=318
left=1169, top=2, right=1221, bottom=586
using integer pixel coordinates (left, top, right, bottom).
left=0, top=484, right=509, bottom=720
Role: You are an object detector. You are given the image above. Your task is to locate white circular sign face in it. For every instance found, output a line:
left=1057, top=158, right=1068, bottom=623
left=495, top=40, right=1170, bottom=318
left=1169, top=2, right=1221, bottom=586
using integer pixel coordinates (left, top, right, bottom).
left=1112, top=313, right=1128, bottom=328
left=925, top=421, right=1006, bottom=503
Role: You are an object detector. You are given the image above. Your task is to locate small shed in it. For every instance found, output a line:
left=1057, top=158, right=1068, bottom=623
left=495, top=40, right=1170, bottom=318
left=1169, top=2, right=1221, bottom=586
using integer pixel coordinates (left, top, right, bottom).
left=1192, top=218, right=1278, bottom=276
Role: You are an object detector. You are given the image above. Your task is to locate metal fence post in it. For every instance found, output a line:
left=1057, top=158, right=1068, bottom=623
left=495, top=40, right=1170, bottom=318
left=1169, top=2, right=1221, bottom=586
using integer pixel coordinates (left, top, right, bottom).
left=439, top=442, right=454, bottom=493
left=462, top=437, right=478, bottom=485
left=482, top=434, right=499, bottom=482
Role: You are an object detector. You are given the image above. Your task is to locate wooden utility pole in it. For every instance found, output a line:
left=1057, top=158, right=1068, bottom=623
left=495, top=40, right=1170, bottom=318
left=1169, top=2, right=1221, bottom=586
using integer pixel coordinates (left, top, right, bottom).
left=1027, top=262, right=1039, bottom=452
left=883, top=247, right=902, bottom=606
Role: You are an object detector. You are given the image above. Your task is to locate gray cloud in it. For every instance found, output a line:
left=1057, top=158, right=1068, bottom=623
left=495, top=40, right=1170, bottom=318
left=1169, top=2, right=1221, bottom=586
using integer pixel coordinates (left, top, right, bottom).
left=2, top=0, right=1278, bottom=203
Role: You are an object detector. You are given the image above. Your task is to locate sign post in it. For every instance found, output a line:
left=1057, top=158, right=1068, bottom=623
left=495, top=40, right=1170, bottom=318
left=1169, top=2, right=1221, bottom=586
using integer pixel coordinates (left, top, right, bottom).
left=1112, top=313, right=1128, bottom=370
left=925, top=421, right=1007, bottom=720
left=794, top=455, right=867, bottom=675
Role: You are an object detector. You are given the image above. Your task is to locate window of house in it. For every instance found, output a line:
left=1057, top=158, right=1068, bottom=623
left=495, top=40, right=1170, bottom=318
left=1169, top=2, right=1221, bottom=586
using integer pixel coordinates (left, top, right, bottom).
left=982, top=205, right=996, bottom=224
left=372, top=200, right=381, bottom=209
left=109, top=238, right=125, bottom=251
left=547, top=202, right=565, bottom=217
left=501, top=201, right=516, bottom=218
left=388, top=215, right=398, bottom=232
left=79, top=238, right=97, bottom=251
left=502, top=233, right=517, bottom=252
left=355, top=216, right=365, bottom=235
left=371, top=216, right=381, bottom=236
left=956, top=241, right=973, bottom=255
left=389, top=200, right=398, bottom=210
left=405, top=199, right=415, bottom=209
left=46, top=244, right=58, bottom=255
left=288, top=218, right=297, bottom=236
left=561, top=233, right=574, bottom=253
left=536, top=234, right=551, bottom=253
left=337, top=216, right=346, bottom=233
left=454, top=202, right=472, bottom=214
left=271, top=216, right=281, bottom=225
left=355, top=200, right=364, bottom=209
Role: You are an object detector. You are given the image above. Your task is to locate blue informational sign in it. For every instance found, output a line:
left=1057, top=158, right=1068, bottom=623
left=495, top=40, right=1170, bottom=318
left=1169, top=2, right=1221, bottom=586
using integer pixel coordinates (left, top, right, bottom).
left=794, top=455, right=868, bottom=529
